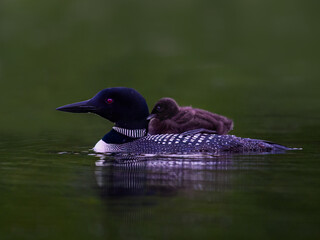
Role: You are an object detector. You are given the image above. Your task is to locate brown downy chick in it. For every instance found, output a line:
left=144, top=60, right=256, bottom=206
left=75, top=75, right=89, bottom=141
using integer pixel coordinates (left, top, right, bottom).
left=148, top=97, right=233, bottom=135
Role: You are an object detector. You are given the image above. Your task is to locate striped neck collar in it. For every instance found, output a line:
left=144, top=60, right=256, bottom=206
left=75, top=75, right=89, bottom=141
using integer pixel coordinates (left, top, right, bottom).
left=112, top=126, right=146, bottom=138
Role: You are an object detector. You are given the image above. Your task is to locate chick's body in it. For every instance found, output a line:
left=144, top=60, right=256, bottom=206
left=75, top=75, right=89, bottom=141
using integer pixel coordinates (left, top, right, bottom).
left=148, top=98, right=233, bottom=135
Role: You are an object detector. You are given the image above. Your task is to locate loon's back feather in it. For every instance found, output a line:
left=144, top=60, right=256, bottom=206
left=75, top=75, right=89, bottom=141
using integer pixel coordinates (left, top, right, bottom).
left=93, top=133, right=294, bottom=154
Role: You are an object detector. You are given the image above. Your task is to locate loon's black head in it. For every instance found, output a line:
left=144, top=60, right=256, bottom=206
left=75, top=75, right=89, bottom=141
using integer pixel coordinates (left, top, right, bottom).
left=148, top=97, right=179, bottom=121
left=56, top=87, right=149, bottom=129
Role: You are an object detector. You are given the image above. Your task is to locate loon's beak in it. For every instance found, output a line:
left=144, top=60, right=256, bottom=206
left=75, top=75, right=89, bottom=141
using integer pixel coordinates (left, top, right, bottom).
left=56, top=100, right=97, bottom=113
left=147, top=114, right=156, bottom=120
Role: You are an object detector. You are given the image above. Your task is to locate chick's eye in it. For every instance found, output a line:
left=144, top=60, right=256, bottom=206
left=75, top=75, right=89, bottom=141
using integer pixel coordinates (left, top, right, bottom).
left=106, top=98, right=113, bottom=104
left=156, top=105, right=161, bottom=112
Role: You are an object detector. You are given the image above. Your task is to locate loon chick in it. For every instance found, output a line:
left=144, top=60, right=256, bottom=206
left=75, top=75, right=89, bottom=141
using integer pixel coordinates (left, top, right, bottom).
left=56, top=87, right=295, bottom=154
left=148, top=97, right=233, bottom=135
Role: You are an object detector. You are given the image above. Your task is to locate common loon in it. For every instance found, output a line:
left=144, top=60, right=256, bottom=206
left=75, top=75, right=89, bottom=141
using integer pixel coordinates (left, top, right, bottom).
left=56, top=87, right=296, bottom=154
left=148, top=97, right=233, bottom=135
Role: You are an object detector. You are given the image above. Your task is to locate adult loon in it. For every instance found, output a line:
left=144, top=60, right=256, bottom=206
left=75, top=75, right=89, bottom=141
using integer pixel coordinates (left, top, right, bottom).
left=148, top=97, right=233, bottom=135
left=56, top=87, right=295, bottom=154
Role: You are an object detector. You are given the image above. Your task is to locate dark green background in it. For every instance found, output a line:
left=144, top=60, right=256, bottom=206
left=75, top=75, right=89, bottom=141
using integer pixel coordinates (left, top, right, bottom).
left=0, top=1, right=319, bottom=240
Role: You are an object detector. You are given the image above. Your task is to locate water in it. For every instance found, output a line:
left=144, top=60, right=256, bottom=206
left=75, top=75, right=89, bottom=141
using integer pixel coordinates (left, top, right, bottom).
left=1, top=0, right=320, bottom=239
left=1, top=145, right=319, bottom=240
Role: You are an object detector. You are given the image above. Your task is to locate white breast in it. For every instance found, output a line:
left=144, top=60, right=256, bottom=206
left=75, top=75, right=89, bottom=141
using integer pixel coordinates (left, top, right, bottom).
left=93, top=139, right=124, bottom=153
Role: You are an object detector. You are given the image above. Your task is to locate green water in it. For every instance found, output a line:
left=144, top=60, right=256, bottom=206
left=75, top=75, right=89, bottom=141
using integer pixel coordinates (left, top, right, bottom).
left=1, top=0, right=320, bottom=239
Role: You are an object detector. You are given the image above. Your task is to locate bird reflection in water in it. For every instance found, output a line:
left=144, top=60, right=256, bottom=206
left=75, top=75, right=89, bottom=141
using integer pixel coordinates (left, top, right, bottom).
left=94, top=153, right=235, bottom=199
left=92, top=153, right=275, bottom=230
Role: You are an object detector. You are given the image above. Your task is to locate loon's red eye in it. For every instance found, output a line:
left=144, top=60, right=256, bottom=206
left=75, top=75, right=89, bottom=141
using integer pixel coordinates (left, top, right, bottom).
left=106, top=98, right=113, bottom=104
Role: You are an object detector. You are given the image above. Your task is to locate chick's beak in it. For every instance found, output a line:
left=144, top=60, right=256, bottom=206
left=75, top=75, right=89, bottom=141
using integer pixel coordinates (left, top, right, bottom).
left=147, top=114, right=156, bottom=120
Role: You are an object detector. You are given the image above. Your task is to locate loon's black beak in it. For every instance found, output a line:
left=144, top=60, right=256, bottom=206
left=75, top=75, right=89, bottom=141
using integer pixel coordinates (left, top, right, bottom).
left=56, top=100, right=97, bottom=113
left=147, top=114, right=156, bottom=120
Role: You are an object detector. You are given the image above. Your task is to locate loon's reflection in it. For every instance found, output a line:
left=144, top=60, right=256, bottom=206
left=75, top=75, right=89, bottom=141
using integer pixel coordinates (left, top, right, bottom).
left=93, top=153, right=273, bottom=228
left=94, top=154, right=236, bottom=199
